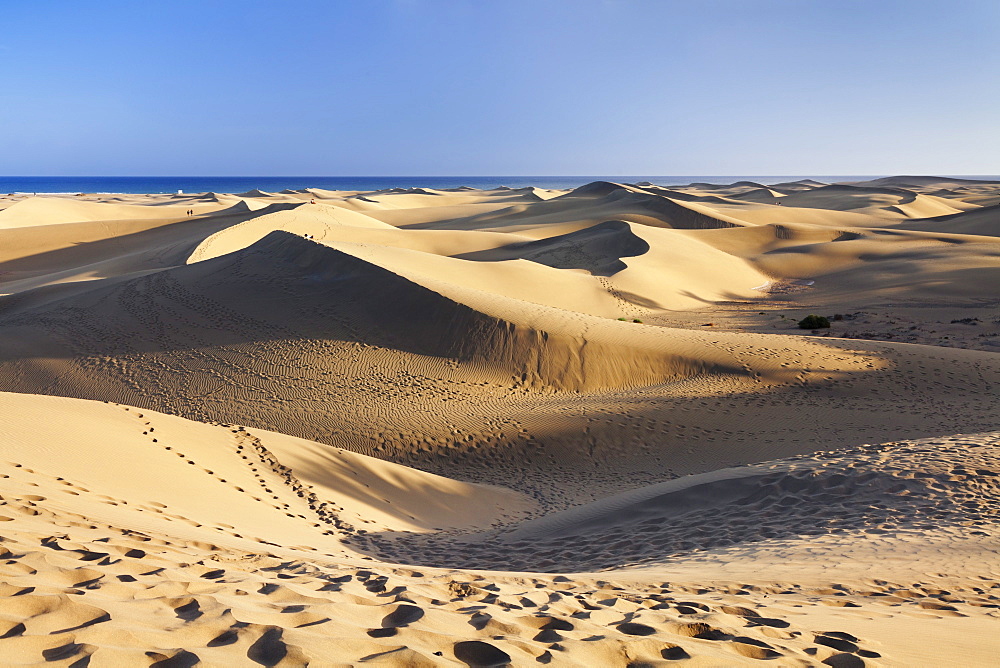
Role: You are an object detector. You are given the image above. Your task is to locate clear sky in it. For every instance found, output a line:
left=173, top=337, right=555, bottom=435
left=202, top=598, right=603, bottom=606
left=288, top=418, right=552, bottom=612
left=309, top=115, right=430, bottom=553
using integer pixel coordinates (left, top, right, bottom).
left=1, top=0, right=997, bottom=175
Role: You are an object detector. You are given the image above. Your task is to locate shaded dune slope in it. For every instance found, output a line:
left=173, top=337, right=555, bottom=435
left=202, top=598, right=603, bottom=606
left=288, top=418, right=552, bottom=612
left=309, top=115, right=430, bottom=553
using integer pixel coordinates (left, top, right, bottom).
left=372, top=433, right=1000, bottom=574
left=897, top=202, right=1000, bottom=237
left=682, top=221, right=1000, bottom=302
left=454, top=219, right=650, bottom=275
left=404, top=181, right=747, bottom=232
left=852, top=175, right=1000, bottom=189
left=806, top=184, right=970, bottom=218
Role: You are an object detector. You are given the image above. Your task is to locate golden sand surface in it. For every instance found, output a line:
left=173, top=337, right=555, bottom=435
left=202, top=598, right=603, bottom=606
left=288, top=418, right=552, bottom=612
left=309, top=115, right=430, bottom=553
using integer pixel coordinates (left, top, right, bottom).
left=0, top=177, right=998, bottom=666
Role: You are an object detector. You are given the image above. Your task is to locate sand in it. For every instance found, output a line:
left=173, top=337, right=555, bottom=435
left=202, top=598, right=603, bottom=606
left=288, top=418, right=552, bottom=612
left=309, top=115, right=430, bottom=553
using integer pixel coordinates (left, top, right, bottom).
left=0, top=177, right=998, bottom=666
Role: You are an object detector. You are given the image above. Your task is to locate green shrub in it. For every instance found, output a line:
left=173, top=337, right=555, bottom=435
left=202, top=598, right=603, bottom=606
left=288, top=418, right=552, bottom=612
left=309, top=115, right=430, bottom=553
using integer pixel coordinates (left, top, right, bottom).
left=632, top=319, right=643, bottom=323
left=798, top=314, right=830, bottom=329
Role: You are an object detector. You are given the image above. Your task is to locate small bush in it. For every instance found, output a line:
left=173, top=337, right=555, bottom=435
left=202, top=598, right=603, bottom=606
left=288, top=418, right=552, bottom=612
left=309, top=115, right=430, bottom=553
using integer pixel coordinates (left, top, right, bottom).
left=798, top=314, right=830, bottom=329
left=632, top=319, right=643, bottom=323
left=617, top=317, right=627, bottom=321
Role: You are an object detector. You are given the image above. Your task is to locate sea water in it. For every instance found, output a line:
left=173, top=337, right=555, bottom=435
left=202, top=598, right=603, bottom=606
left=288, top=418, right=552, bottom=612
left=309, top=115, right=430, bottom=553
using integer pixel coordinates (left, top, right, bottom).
left=5, top=175, right=994, bottom=195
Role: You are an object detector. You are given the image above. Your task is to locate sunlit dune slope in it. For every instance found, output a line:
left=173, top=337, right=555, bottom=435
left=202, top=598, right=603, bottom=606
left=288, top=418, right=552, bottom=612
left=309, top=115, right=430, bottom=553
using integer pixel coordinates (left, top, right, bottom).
left=0, top=391, right=530, bottom=537
left=0, top=195, right=235, bottom=228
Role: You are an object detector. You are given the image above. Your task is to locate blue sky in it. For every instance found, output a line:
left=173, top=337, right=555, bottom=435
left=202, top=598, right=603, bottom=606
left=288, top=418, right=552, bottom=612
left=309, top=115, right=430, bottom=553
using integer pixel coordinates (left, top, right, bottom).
left=1, top=0, right=997, bottom=175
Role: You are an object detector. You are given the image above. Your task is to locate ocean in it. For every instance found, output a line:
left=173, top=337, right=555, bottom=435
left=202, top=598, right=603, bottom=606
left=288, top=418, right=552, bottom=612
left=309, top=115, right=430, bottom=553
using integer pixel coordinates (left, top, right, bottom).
left=4, top=175, right=991, bottom=195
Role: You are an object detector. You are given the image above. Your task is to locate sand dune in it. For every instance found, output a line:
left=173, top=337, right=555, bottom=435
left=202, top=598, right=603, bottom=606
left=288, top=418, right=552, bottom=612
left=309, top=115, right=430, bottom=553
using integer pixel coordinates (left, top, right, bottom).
left=727, top=187, right=787, bottom=202
left=0, top=177, right=998, bottom=665
left=850, top=175, right=1000, bottom=189
left=402, top=182, right=749, bottom=234
left=769, top=184, right=972, bottom=219
left=0, top=202, right=326, bottom=302
left=0, top=196, right=218, bottom=228
left=897, top=201, right=1000, bottom=237
left=682, top=222, right=1000, bottom=303
left=2, top=392, right=996, bottom=666
left=186, top=204, right=397, bottom=262
left=768, top=178, right=828, bottom=191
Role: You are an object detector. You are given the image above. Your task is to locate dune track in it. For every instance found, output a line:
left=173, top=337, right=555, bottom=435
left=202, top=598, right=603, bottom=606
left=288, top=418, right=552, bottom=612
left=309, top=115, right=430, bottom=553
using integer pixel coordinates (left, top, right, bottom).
left=0, top=178, right=999, bottom=666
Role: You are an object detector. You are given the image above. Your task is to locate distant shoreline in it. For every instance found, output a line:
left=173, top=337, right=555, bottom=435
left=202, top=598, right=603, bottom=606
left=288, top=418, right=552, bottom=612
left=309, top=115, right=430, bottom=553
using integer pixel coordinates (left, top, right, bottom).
left=1, top=174, right=997, bottom=195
